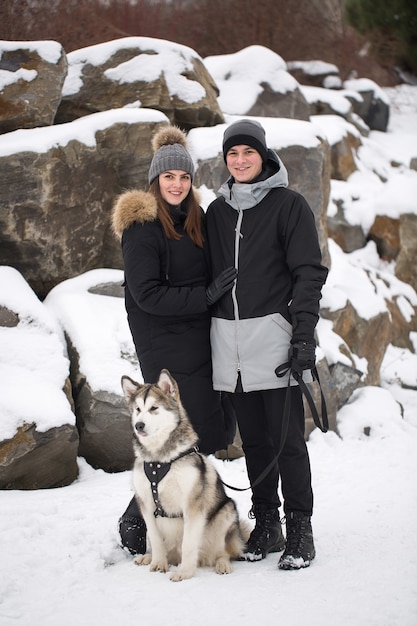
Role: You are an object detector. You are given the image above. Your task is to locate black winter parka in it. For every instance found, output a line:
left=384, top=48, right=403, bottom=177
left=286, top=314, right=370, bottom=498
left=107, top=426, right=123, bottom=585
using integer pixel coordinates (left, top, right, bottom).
left=112, top=189, right=228, bottom=454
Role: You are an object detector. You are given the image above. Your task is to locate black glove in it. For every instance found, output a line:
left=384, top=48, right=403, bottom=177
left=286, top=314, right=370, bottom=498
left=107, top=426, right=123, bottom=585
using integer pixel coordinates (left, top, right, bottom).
left=206, top=267, right=237, bottom=306
left=289, top=340, right=316, bottom=375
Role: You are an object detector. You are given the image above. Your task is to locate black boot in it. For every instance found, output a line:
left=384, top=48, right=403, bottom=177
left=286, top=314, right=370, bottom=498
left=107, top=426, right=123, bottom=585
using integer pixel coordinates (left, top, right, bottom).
left=242, top=504, right=286, bottom=562
left=278, top=511, right=315, bottom=570
left=118, top=497, right=147, bottom=556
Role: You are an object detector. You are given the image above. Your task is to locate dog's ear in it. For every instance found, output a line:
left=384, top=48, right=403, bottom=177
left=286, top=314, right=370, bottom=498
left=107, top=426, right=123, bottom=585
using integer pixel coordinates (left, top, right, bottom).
left=157, top=369, right=179, bottom=399
left=121, top=375, right=140, bottom=399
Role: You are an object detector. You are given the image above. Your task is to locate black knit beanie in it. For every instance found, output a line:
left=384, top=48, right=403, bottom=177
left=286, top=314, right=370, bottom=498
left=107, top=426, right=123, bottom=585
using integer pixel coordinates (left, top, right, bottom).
left=222, top=119, right=268, bottom=163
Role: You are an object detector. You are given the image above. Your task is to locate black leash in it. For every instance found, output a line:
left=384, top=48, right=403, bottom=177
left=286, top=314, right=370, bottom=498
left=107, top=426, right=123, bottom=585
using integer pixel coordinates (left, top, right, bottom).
left=275, top=360, right=329, bottom=435
left=220, top=363, right=328, bottom=493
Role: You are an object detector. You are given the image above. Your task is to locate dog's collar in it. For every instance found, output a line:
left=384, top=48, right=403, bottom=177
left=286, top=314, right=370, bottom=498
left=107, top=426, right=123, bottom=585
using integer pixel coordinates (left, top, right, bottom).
left=143, top=447, right=198, bottom=518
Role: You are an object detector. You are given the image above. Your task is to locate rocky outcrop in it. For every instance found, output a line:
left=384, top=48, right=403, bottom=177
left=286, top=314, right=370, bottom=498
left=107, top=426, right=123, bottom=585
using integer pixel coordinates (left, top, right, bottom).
left=3, top=36, right=416, bottom=490
left=55, top=37, right=224, bottom=130
left=321, top=241, right=417, bottom=385
left=0, top=40, right=67, bottom=134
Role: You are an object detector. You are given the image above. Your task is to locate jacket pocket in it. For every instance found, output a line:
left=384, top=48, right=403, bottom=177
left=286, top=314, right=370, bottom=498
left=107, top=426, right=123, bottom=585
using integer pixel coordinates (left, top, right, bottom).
left=271, top=312, right=292, bottom=336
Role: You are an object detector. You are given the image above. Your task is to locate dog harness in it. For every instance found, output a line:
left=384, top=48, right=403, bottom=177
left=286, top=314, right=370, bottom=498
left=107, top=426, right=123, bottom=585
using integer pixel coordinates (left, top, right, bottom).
left=143, top=447, right=199, bottom=518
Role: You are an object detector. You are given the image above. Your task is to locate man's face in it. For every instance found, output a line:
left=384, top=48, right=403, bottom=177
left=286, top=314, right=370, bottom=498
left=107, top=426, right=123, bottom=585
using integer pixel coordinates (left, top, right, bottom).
left=225, top=144, right=263, bottom=183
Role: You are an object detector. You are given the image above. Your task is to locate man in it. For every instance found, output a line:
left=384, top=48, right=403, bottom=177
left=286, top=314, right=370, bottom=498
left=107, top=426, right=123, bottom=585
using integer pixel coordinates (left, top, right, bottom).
left=206, top=119, right=328, bottom=570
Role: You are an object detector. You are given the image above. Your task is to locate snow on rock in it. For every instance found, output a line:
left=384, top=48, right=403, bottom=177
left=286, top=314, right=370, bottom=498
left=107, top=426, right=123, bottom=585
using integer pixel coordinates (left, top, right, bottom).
left=205, top=45, right=310, bottom=120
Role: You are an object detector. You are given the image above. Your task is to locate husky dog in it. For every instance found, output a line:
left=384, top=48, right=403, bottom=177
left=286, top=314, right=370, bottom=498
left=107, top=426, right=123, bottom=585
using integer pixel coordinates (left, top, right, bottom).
left=121, top=369, right=249, bottom=582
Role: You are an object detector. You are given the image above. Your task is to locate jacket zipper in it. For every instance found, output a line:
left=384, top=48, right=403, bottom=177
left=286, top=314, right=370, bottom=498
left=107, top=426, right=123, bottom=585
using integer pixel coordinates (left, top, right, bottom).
left=233, top=207, right=243, bottom=382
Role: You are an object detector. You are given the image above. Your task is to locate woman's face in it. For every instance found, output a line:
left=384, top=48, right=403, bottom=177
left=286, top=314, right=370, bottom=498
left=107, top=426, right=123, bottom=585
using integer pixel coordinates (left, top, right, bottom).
left=158, top=170, right=192, bottom=205
left=225, top=144, right=263, bottom=183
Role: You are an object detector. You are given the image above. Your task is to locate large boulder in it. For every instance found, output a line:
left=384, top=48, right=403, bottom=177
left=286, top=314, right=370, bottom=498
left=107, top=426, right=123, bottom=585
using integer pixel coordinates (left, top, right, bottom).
left=55, top=37, right=224, bottom=130
left=44, top=269, right=141, bottom=473
left=0, top=423, right=79, bottom=490
left=0, top=40, right=67, bottom=134
left=0, top=109, right=168, bottom=298
left=0, top=266, right=78, bottom=489
left=67, top=338, right=135, bottom=472
left=205, top=46, right=310, bottom=121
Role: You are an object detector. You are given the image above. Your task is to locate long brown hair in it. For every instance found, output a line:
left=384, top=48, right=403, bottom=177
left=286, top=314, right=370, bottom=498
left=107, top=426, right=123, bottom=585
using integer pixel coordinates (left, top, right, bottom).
left=149, top=178, right=204, bottom=248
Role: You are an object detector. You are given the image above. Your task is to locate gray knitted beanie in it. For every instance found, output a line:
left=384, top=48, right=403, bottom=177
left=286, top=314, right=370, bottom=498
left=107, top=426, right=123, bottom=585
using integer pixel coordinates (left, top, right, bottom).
left=222, top=119, right=268, bottom=163
left=148, top=126, right=194, bottom=184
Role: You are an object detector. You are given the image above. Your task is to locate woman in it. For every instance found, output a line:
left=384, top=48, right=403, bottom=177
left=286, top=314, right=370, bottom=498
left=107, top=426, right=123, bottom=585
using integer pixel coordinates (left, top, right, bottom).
left=111, top=125, right=236, bottom=554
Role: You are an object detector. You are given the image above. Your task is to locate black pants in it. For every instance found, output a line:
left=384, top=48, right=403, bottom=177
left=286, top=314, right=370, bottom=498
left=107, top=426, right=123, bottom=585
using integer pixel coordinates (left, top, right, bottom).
left=228, top=385, right=313, bottom=516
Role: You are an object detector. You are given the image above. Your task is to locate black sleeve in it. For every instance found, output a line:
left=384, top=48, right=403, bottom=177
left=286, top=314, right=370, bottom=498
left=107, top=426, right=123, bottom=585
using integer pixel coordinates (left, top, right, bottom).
left=122, top=222, right=208, bottom=316
left=283, top=195, right=328, bottom=341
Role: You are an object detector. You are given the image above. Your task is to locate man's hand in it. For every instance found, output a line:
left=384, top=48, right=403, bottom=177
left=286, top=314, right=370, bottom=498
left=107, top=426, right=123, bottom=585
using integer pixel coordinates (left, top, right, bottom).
left=289, top=341, right=316, bottom=373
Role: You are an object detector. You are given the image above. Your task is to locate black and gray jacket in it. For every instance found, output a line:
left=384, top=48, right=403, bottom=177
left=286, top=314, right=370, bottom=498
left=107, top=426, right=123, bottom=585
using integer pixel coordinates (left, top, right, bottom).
left=206, top=150, right=328, bottom=393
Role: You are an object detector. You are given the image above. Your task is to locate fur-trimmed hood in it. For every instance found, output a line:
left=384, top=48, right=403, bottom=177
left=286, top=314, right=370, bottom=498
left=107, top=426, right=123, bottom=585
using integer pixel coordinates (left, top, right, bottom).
left=111, top=186, right=202, bottom=240
left=111, top=190, right=158, bottom=240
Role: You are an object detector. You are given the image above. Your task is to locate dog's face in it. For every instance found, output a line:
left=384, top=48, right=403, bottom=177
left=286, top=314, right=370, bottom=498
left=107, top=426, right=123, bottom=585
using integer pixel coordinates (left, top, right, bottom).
left=122, top=370, right=181, bottom=445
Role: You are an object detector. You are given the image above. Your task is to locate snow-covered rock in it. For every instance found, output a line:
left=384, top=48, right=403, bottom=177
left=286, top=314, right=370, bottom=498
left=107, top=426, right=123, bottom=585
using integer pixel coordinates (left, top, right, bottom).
left=0, top=266, right=78, bottom=489
left=0, top=40, right=67, bottom=133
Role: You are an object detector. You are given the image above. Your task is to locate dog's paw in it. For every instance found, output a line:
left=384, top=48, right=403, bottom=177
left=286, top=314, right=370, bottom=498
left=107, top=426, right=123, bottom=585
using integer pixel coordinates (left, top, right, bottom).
left=215, top=557, right=232, bottom=575
left=170, top=567, right=195, bottom=582
left=149, top=559, right=169, bottom=573
left=134, top=554, right=152, bottom=566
